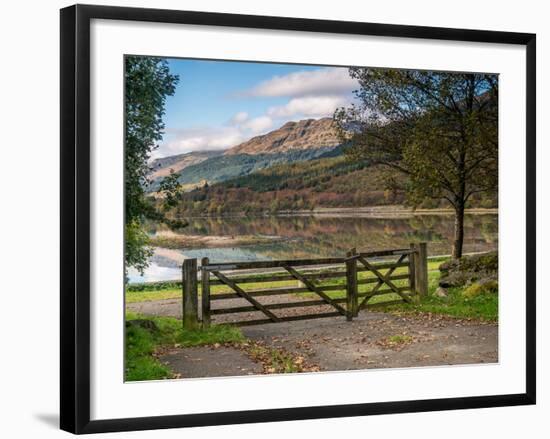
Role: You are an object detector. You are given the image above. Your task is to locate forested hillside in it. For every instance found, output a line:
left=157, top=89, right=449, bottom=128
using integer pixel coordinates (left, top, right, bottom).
left=166, top=156, right=403, bottom=216
left=164, top=154, right=497, bottom=217
left=150, top=114, right=497, bottom=218
left=166, top=146, right=341, bottom=186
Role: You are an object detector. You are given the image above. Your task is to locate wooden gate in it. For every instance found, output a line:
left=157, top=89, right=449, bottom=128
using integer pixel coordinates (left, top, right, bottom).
left=181, top=243, right=428, bottom=328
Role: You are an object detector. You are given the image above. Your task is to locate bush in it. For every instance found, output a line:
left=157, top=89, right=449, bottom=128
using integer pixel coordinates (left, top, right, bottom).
left=127, top=280, right=181, bottom=292
left=463, top=279, right=499, bottom=299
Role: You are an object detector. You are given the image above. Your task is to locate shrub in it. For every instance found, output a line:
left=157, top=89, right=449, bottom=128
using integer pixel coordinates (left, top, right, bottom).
left=463, top=279, right=499, bottom=299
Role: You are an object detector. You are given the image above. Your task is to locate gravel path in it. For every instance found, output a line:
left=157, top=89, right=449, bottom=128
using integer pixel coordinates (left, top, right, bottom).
left=241, top=312, right=497, bottom=371
left=128, top=296, right=497, bottom=378
left=160, top=346, right=263, bottom=378
left=127, top=293, right=344, bottom=324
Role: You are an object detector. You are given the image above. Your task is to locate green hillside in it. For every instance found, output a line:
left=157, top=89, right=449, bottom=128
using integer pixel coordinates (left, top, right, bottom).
left=179, top=146, right=341, bottom=183
left=165, top=153, right=497, bottom=217
left=167, top=156, right=406, bottom=216
left=223, top=155, right=372, bottom=192
left=149, top=146, right=342, bottom=191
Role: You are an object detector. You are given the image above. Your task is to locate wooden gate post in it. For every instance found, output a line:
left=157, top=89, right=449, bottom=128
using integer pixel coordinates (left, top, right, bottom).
left=346, top=248, right=358, bottom=320
left=411, top=242, right=428, bottom=298
left=201, top=257, right=211, bottom=328
left=182, top=258, right=199, bottom=330
left=409, top=243, right=417, bottom=301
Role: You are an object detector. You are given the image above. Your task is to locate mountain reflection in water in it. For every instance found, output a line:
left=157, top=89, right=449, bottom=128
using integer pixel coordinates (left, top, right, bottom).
left=127, top=213, right=497, bottom=283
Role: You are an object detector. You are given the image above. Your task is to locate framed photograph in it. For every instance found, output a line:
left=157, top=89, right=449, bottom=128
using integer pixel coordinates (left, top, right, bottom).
left=60, top=4, right=536, bottom=434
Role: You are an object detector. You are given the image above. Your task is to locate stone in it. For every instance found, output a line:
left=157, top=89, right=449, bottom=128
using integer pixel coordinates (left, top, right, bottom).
left=435, top=287, right=448, bottom=298
left=439, top=251, right=498, bottom=288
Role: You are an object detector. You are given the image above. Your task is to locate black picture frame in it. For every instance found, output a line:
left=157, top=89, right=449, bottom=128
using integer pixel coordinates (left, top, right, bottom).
left=60, top=4, right=536, bottom=434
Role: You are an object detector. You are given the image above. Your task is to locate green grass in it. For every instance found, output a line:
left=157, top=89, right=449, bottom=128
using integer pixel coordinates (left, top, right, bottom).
left=126, top=288, right=182, bottom=303
left=126, top=280, right=301, bottom=303
left=125, top=321, right=171, bottom=381
left=378, top=270, right=498, bottom=322
left=277, top=257, right=446, bottom=305
left=125, top=259, right=445, bottom=303
left=126, top=271, right=311, bottom=303
left=127, top=281, right=182, bottom=292
left=125, top=312, right=244, bottom=381
left=387, top=334, right=414, bottom=344
left=294, top=257, right=498, bottom=322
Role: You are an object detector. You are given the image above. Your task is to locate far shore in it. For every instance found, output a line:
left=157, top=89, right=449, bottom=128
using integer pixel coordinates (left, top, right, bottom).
left=172, top=205, right=498, bottom=220
left=149, top=230, right=284, bottom=249
left=277, top=205, right=497, bottom=218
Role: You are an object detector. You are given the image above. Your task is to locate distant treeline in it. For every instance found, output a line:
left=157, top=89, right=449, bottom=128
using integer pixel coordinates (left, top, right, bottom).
left=160, top=156, right=497, bottom=217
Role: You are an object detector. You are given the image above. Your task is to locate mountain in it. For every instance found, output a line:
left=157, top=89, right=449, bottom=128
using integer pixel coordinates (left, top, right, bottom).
left=168, top=146, right=343, bottom=186
left=148, top=150, right=222, bottom=181
left=225, top=118, right=340, bottom=155
left=148, top=118, right=343, bottom=189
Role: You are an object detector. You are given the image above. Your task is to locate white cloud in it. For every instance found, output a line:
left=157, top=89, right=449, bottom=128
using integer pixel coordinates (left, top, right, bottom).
left=228, top=111, right=272, bottom=134
left=267, top=95, right=350, bottom=119
left=245, top=67, right=357, bottom=98
left=157, top=126, right=246, bottom=157
left=155, top=68, right=357, bottom=158
left=229, top=111, right=248, bottom=125
left=242, top=115, right=273, bottom=134
left=157, top=115, right=274, bottom=157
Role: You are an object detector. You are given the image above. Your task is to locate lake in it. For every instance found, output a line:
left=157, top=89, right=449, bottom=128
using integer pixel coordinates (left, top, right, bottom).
left=127, top=212, right=498, bottom=283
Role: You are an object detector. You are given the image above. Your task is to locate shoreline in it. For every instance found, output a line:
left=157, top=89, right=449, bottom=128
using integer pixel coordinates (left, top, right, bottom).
left=149, top=231, right=284, bottom=249
left=174, top=205, right=498, bottom=220
left=276, top=205, right=498, bottom=218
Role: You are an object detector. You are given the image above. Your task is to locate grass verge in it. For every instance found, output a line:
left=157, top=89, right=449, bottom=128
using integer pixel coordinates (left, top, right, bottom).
left=377, top=271, right=498, bottom=322
left=125, top=258, right=445, bottom=303
left=125, top=312, right=244, bottom=381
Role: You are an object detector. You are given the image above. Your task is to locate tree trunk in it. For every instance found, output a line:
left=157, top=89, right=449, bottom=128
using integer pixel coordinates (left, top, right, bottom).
left=452, top=204, right=465, bottom=259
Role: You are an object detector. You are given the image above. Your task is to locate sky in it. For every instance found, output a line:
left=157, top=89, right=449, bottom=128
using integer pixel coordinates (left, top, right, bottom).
left=155, top=59, right=359, bottom=158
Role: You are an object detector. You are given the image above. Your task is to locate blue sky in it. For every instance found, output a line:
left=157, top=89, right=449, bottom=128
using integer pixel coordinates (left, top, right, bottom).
left=156, top=58, right=358, bottom=158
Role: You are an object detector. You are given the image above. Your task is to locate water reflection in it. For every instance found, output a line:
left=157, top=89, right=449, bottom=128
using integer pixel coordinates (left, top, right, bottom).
left=129, top=214, right=498, bottom=283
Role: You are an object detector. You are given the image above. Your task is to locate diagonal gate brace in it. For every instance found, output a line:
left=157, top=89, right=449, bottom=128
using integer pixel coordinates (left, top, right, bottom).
left=358, top=253, right=408, bottom=310
left=210, top=270, right=281, bottom=322
left=357, top=255, right=412, bottom=308
left=283, top=265, right=347, bottom=316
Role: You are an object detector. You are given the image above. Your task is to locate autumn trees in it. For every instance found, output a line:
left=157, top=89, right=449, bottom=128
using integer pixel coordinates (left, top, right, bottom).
left=335, top=68, right=498, bottom=258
